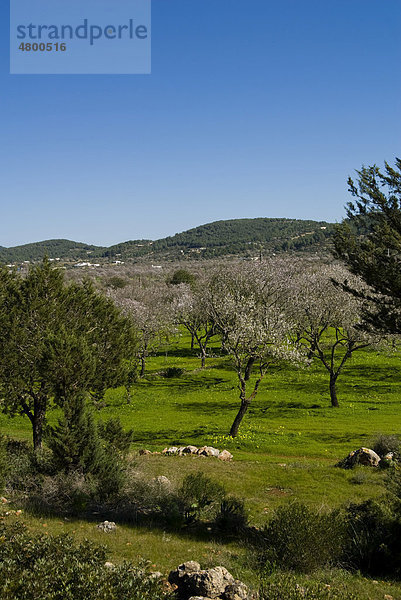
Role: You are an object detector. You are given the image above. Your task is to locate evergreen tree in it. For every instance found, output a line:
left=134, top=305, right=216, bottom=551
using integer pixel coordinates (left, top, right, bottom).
left=0, top=259, right=137, bottom=450
left=334, top=158, right=401, bottom=333
left=47, top=395, right=103, bottom=474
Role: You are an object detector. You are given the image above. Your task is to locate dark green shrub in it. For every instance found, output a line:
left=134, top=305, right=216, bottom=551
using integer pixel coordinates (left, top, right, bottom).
left=106, top=276, right=128, bottom=289
left=0, top=521, right=166, bottom=600
left=178, top=472, right=226, bottom=523
left=260, top=502, right=345, bottom=573
left=98, top=418, right=134, bottom=455
left=169, top=269, right=195, bottom=286
left=214, top=496, right=248, bottom=533
left=46, top=395, right=103, bottom=475
left=162, top=367, right=185, bottom=378
left=343, top=499, right=401, bottom=575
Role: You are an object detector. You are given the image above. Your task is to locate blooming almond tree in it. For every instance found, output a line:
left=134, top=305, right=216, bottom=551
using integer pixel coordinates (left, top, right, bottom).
left=282, top=260, right=381, bottom=407
left=207, top=263, right=304, bottom=437
left=174, top=280, right=217, bottom=369
left=109, top=280, right=176, bottom=378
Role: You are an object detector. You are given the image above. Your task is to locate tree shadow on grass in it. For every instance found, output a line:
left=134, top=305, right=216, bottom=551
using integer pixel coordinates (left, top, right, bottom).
left=344, top=364, right=401, bottom=383
left=130, top=426, right=212, bottom=445
left=137, top=376, right=228, bottom=393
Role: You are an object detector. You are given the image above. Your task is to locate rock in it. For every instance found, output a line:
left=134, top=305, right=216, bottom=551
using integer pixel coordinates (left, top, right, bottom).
left=148, top=571, right=163, bottom=580
left=384, top=452, right=394, bottom=460
left=198, top=446, right=220, bottom=457
left=188, top=597, right=214, bottom=600
left=97, top=520, right=117, bottom=533
left=168, top=561, right=201, bottom=586
left=177, top=447, right=186, bottom=456
left=183, top=445, right=199, bottom=454
left=384, top=595, right=394, bottom=600
left=339, top=447, right=381, bottom=469
left=186, top=566, right=235, bottom=598
left=223, top=581, right=249, bottom=600
left=164, top=447, right=179, bottom=455
left=139, top=449, right=152, bottom=455
left=151, top=475, right=171, bottom=489
left=218, top=450, right=233, bottom=462
left=104, top=561, right=115, bottom=569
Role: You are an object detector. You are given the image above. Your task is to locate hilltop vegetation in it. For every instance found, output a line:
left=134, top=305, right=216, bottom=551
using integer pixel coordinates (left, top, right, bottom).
left=0, top=239, right=103, bottom=263
left=0, top=218, right=335, bottom=263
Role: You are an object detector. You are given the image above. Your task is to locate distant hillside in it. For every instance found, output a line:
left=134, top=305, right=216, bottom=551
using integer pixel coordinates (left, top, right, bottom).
left=103, top=218, right=335, bottom=260
left=0, top=239, right=104, bottom=263
left=0, top=218, right=336, bottom=263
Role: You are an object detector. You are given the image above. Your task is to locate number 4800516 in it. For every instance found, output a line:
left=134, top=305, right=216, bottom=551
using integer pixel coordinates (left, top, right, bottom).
left=18, top=42, right=67, bottom=52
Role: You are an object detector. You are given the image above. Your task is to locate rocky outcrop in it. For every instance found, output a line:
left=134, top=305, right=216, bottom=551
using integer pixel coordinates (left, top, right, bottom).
left=140, top=446, right=233, bottom=460
left=168, top=563, right=255, bottom=600
left=338, top=447, right=381, bottom=469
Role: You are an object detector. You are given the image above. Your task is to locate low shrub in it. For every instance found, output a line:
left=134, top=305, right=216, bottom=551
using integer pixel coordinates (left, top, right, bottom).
left=343, top=499, right=401, bottom=576
left=162, top=367, right=185, bottom=379
left=369, top=433, right=401, bottom=460
left=260, top=502, right=345, bottom=573
left=0, top=520, right=167, bottom=600
left=178, top=472, right=226, bottom=523
left=214, top=496, right=248, bottom=533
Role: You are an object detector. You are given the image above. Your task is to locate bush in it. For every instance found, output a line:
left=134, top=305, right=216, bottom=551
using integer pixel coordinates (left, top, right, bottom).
left=0, top=520, right=166, bottom=600
left=98, top=418, right=134, bottom=455
left=343, top=499, right=401, bottom=576
left=169, top=269, right=195, bottom=286
left=162, top=367, right=185, bottom=379
left=260, top=502, right=345, bottom=573
left=370, top=433, right=401, bottom=460
left=214, top=496, right=248, bottom=533
left=178, top=472, right=226, bottom=523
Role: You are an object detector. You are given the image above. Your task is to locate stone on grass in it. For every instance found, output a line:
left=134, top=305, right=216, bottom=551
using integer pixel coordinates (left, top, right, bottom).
left=218, top=450, right=233, bottom=462
left=163, top=447, right=179, bottom=455
left=97, top=521, right=117, bottom=533
left=168, top=561, right=202, bottom=586
left=223, top=581, right=249, bottom=600
left=186, top=566, right=234, bottom=598
left=339, top=447, right=381, bottom=469
left=183, top=445, right=199, bottom=454
left=197, top=446, right=220, bottom=457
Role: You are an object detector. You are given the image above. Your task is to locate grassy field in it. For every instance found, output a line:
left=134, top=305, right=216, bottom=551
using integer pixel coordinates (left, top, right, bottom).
left=1, top=330, right=401, bottom=596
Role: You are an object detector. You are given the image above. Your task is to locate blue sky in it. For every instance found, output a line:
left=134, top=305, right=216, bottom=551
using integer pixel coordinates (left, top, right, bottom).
left=1, top=0, right=400, bottom=247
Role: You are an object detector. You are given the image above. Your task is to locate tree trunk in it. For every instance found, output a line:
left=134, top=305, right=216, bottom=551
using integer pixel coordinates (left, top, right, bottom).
left=191, top=333, right=195, bottom=350
left=329, top=375, right=339, bottom=408
left=230, top=399, right=250, bottom=437
left=201, top=348, right=206, bottom=369
left=140, top=357, right=146, bottom=377
left=244, top=357, right=256, bottom=381
left=32, top=400, right=46, bottom=451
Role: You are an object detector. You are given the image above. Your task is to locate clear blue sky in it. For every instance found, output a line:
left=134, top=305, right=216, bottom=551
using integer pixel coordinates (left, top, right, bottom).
left=1, top=0, right=400, bottom=247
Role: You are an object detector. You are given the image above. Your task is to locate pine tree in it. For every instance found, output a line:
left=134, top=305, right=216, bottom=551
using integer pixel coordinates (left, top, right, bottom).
left=47, top=395, right=103, bottom=474
left=0, top=259, right=137, bottom=450
left=334, top=158, right=401, bottom=333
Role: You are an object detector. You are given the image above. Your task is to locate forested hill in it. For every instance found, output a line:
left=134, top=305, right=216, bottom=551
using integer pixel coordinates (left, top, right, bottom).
left=0, top=218, right=335, bottom=263
left=0, top=239, right=104, bottom=263
left=102, top=218, right=335, bottom=259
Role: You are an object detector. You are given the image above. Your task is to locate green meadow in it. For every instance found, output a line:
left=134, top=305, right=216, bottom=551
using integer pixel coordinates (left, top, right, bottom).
left=2, top=330, right=401, bottom=597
